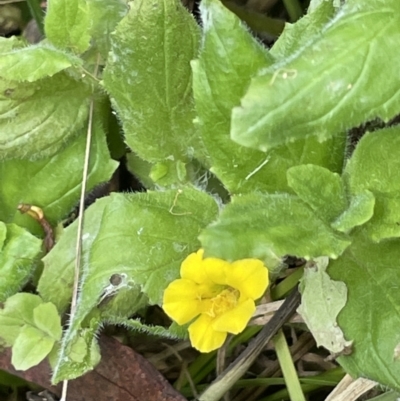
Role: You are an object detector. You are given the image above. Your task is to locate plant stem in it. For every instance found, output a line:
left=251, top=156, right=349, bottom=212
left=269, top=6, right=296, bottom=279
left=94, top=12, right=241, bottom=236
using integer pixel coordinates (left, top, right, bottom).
left=273, top=329, right=306, bottom=401
left=26, top=0, right=44, bottom=35
left=282, top=0, right=303, bottom=22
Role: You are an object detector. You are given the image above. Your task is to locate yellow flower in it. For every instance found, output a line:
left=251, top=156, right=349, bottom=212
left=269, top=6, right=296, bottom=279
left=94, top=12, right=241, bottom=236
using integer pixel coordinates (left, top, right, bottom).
left=162, top=249, right=269, bottom=353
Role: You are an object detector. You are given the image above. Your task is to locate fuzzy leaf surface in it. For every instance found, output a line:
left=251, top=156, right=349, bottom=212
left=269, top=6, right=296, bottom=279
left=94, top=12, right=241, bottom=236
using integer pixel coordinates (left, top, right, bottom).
left=86, top=0, right=127, bottom=58
left=45, top=0, right=91, bottom=54
left=200, top=193, right=350, bottom=264
left=232, top=2, right=400, bottom=151
left=103, top=0, right=201, bottom=166
left=40, top=189, right=218, bottom=381
left=0, top=223, right=42, bottom=302
left=271, top=0, right=336, bottom=59
left=344, top=126, right=400, bottom=241
left=0, top=73, right=91, bottom=160
left=193, top=0, right=345, bottom=194
left=0, top=121, right=117, bottom=235
left=329, top=232, right=400, bottom=390
left=0, top=45, right=81, bottom=82
left=287, top=165, right=347, bottom=222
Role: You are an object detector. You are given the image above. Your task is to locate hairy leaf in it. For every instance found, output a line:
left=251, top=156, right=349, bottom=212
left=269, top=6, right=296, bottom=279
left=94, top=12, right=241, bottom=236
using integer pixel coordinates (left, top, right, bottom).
left=345, top=126, right=400, bottom=241
left=0, top=223, right=42, bottom=302
left=329, top=232, right=400, bottom=390
left=193, top=0, right=346, bottom=194
left=0, top=121, right=117, bottom=235
left=271, top=0, right=336, bottom=59
left=45, top=0, right=91, bottom=54
left=232, top=2, right=400, bottom=151
left=86, top=0, right=127, bottom=58
left=0, top=73, right=91, bottom=160
left=331, top=190, right=375, bottom=233
left=103, top=0, right=201, bottom=168
left=200, top=193, right=351, bottom=265
left=40, top=188, right=218, bottom=381
left=287, top=165, right=347, bottom=222
left=0, top=44, right=81, bottom=82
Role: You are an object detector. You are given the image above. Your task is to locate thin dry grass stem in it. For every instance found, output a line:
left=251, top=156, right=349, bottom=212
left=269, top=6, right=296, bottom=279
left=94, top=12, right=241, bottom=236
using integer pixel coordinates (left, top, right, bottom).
left=163, top=343, right=198, bottom=399
left=251, top=301, right=304, bottom=325
left=233, top=332, right=315, bottom=401
left=148, top=341, right=191, bottom=365
left=60, top=55, right=100, bottom=401
left=325, top=374, right=377, bottom=401
left=217, top=336, right=233, bottom=401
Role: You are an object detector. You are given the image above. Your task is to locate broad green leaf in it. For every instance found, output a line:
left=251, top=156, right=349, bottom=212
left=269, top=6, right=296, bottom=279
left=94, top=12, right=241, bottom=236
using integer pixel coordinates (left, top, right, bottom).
left=0, top=293, right=43, bottom=346
left=345, top=127, right=400, bottom=241
left=45, top=0, right=91, bottom=54
left=307, top=0, right=340, bottom=15
left=331, top=190, right=375, bottom=233
left=329, top=232, right=400, bottom=390
left=200, top=193, right=351, bottom=265
left=33, top=303, right=62, bottom=341
left=193, top=0, right=345, bottom=194
left=287, top=165, right=347, bottom=222
left=0, top=223, right=42, bottom=302
left=103, top=0, right=201, bottom=167
left=39, top=188, right=219, bottom=309
left=231, top=2, right=400, bottom=151
left=0, top=36, right=23, bottom=52
left=0, top=120, right=117, bottom=235
left=0, top=72, right=91, bottom=160
left=86, top=0, right=127, bottom=58
left=271, top=1, right=336, bottom=60
left=0, top=44, right=82, bottom=82
left=12, top=326, right=55, bottom=370
left=298, top=257, right=352, bottom=354
left=43, top=188, right=218, bottom=381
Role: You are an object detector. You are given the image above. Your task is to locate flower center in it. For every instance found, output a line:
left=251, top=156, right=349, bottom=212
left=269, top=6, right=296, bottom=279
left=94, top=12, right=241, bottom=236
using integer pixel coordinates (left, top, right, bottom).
left=206, top=287, right=240, bottom=318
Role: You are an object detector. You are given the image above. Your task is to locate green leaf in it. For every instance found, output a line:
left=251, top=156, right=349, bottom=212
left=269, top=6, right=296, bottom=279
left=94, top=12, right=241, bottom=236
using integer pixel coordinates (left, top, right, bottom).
left=331, top=190, right=375, bottom=233
left=45, top=0, right=91, bottom=54
left=12, top=326, right=55, bottom=370
left=103, top=0, right=201, bottom=166
left=0, top=44, right=82, bottom=82
left=298, top=257, right=352, bottom=354
left=33, top=303, right=62, bottom=341
left=0, top=293, right=43, bottom=346
left=345, top=126, right=400, bottom=241
left=86, top=0, right=127, bottom=58
left=231, top=2, right=400, bottom=151
left=0, top=223, right=42, bottom=302
left=200, top=193, right=351, bottom=266
left=329, top=232, right=400, bottom=390
left=287, top=165, right=347, bottom=222
left=0, top=120, right=118, bottom=235
left=0, top=73, right=91, bottom=160
left=41, top=188, right=218, bottom=381
left=39, top=188, right=219, bottom=310
left=193, top=0, right=346, bottom=194
left=271, top=0, right=336, bottom=59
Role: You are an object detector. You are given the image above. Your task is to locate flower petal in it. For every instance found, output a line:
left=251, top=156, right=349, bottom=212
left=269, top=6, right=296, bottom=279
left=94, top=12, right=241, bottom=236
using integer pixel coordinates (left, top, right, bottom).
left=181, top=249, right=208, bottom=284
left=189, top=314, right=227, bottom=353
left=212, top=299, right=255, bottom=334
left=227, top=259, right=269, bottom=300
left=163, top=279, right=201, bottom=325
left=203, top=257, right=230, bottom=285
